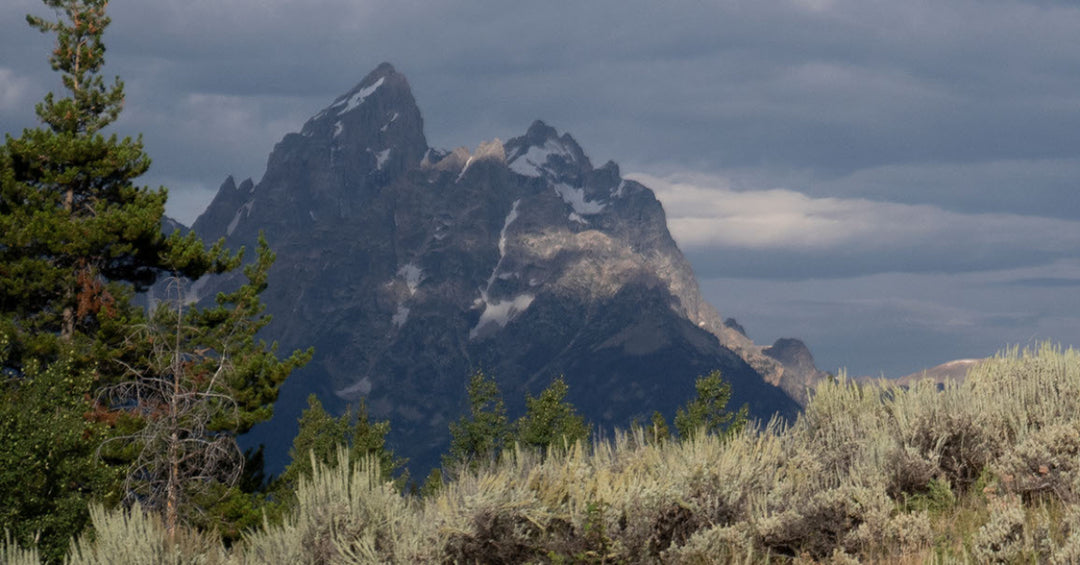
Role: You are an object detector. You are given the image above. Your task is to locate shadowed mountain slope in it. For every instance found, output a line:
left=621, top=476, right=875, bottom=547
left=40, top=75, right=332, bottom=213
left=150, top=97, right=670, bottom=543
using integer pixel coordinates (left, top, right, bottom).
left=185, top=63, right=804, bottom=475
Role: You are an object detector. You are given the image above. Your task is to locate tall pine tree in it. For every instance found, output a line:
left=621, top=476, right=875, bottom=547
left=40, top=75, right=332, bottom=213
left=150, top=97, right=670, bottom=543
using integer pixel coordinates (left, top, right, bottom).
left=0, top=0, right=307, bottom=557
left=0, top=0, right=226, bottom=373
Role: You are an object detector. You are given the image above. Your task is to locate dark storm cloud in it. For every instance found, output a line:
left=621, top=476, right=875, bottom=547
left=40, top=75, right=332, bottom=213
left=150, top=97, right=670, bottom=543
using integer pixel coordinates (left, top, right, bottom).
left=5, top=0, right=1078, bottom=272
left=6, top=0, right=1080, bottom=221
left=998, top=277, right=1080, bottom=288
left=4, top=0, right=1080, bottom=377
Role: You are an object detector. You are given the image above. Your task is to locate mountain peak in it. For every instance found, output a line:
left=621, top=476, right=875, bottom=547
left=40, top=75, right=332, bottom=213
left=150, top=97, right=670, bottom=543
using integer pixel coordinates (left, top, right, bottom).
left=524, top=119, right=558, bottom=141
left=282, top=62, right=428, bottom=181
left=763, top=338, right=827, bottom=406
left=372, top=61, right=397, bottom=75
left=190, top=67, right=802, bottom=476
left=504, top=121, right=592, bottom=181
left=316, top=63, right=413, bottom=123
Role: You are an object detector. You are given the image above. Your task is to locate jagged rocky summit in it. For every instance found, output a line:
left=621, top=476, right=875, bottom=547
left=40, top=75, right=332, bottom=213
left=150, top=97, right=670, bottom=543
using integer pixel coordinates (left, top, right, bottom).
left=187, top=63, right=815, bottom=475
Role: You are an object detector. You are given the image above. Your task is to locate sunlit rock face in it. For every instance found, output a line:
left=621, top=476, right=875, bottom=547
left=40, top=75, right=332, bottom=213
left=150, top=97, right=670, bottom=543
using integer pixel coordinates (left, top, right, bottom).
left=763, top=338, right=829, bottom=406
left=186, top=63, right=801, bottom=475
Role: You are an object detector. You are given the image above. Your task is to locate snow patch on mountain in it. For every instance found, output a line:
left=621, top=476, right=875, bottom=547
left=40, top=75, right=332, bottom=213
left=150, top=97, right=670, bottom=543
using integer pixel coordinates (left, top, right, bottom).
left=380, top=112, right=399, bottom=132
left=507, top=140, right=573, bottom=177
left=391, top=305, right=410, bottom=328
left=499, top=199, right=521, bottom=255
left=184, top=276, right=209, bottom=305
left=456, top=156, right=474, bottom=183
left=226, top=200, right=254, bottom=236
left=335, top=377, right=372, bottom=399
left=468, top=199, right=529, bottom=339
left=469, top=293, right=535, bottom=339
left=554, top=183, right=605, bottom=215
left=332, top=77, right=384, bottom=114
left=372, top=148, right=391, bottom=170
left=398, top=263, right=422, bottom=295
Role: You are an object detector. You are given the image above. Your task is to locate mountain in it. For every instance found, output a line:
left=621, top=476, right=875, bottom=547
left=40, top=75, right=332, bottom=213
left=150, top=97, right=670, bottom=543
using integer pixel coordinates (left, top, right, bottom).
left=762, top=338, right=829, bottom=406
left=183, top=63, right=806, bottom=475
left=893, top=358, right=982, bottom=387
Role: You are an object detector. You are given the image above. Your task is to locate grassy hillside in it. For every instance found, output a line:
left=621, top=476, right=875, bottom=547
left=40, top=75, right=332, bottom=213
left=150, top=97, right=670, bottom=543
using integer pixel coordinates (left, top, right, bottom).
left=7, top=343, right=1080, bottom=563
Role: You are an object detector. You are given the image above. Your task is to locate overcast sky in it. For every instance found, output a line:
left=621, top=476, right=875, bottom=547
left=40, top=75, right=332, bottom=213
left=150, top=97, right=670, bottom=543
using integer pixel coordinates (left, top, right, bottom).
left=3, top=0, right=1078, bottom=378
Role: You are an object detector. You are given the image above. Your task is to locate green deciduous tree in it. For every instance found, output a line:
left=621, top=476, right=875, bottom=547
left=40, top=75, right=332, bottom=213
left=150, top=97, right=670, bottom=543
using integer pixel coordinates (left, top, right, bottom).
left=0, top=345, right=118, bottom=563
left=514, top=376, right=589, bottom=452
left=673, top=370, right=748, bottom=441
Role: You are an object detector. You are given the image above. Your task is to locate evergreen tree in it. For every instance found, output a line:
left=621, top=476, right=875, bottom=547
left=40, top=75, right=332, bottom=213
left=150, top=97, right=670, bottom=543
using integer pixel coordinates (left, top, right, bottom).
left=443, top=370, right=511, bottom=473
left=646, top=410, right=672, bottom=444
left=673, top=370, right=749, bottom=441
left=0, top=0, right=226, bottom=372
left=0, top=0, right=306, bottom=553
left=278, top=393, right=406, bottom=503
left=514, top=376, right=589, bottom=452
left=99, top=237, right=311, bottom=539
left=281, top=395, right=350, bottom=485
left=279, top=393, right=403, bottom=493
left=0, top=1, right=224, bottom=558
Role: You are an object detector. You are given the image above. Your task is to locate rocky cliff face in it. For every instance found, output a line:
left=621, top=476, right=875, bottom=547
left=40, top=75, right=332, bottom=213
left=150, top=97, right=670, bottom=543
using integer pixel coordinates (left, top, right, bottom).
left=185, top=63, right=803, bottom=475
left=763, top=338, right=828, bottom=406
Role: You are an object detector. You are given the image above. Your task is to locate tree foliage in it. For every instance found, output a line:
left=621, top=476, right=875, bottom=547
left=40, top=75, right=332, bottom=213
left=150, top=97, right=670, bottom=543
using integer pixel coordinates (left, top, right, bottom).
left=1, top=0, right=229, bottom=371
left=443, top=372, right=590, bottom=479
left=280, top=393, right=403, bottom=492
left=0, top=0, right=308, bottom=556
left=0, top=345, right=118, bottom=563
left=444, top=370, right=512, bottom=473
left=98, top=237, right=311, bottom=539
left=514, top=376, right=589, bottom=452
left=673, top=370, right=748, bottom=441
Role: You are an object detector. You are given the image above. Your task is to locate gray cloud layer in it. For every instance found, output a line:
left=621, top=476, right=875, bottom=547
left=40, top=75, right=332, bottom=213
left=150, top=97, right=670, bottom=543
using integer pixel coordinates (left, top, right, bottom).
left=3, top=0, right=1078, bottom=376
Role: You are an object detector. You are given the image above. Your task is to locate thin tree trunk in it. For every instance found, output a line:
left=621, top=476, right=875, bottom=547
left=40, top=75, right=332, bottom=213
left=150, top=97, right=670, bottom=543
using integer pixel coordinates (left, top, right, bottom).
left=165, top=290, right=184, bottom=544
left=61, top=188, right=75, bottom=341
left=166, top=429, right=179, bottom=544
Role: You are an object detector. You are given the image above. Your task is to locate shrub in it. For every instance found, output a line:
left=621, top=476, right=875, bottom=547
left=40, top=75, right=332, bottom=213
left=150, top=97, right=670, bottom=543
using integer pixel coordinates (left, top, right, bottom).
left=242, top=447, right=426, bottom=564
left=26, top=343, right=1080, bottom=563
left=66, top=503, right=225, bottom=565
left=1, top=533, right=40, bottom=565
left=993, top=422, right=1080, bottom=504
left=971, top=498, right=1029, bottom=563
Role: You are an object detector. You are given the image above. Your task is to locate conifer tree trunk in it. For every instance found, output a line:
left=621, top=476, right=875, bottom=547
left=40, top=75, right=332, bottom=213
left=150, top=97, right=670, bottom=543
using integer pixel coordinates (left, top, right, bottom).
left=165, top=294, right=183, bottom=543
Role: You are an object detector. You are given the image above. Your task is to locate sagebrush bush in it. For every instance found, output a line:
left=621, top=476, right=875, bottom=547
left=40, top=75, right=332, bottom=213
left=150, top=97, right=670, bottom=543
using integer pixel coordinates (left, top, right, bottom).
left=242, top=447, right=427, bottom=564
left=2, top=533, right=40, bottom=565
left=993, top=421, right=1080, bottom=503
left=23, top=343, right=1080, bottom=563
left=971, top=497, right=1031, bottom=563
left=1052, top=506, right=1080, bottom=564
left=66, top=503, right=225, bottom=565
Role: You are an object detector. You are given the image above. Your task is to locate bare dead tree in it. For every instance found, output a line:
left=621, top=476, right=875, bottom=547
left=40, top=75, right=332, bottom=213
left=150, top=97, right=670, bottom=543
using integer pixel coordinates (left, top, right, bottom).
left=98, top=277, right=244, bottom=542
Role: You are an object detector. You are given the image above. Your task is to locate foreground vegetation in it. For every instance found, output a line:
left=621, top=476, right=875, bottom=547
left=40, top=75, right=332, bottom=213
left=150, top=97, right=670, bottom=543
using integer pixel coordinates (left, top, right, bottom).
left=4, top=343, right=1080, bottom=563
left=7, top=2, right=1080, bottom=563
